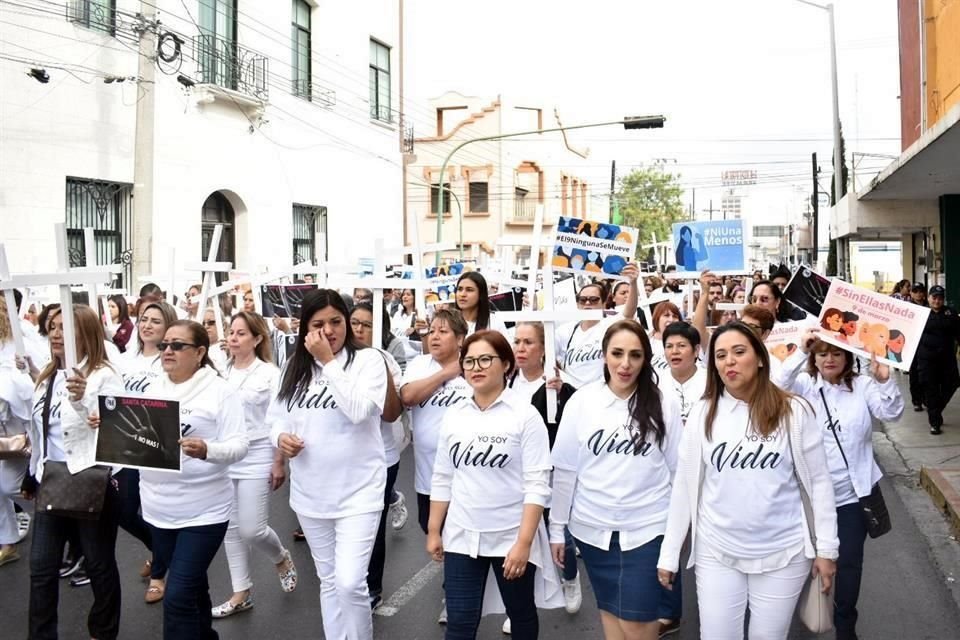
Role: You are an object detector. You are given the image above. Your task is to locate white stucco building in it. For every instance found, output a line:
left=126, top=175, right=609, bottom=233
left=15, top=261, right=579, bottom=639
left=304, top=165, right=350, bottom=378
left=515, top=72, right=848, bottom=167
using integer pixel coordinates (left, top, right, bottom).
left=406, top=92, right=603, bottom=267
left=0, top=0, right=403, bottom=290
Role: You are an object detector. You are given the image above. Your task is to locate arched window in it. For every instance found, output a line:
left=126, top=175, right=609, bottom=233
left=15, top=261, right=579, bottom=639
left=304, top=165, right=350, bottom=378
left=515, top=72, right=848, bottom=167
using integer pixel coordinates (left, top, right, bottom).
left=201, top=191, right=235, bottom=284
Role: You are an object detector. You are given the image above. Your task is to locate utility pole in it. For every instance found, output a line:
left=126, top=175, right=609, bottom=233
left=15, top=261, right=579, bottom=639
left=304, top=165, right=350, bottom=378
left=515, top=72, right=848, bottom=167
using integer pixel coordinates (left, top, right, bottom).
left=811, top=152, right=819, bottom=267
left=609, top=160, right=617, bottom=222
left=132, top=2, right=158, bottom=286
left=703, top=199, right=719, bottom=221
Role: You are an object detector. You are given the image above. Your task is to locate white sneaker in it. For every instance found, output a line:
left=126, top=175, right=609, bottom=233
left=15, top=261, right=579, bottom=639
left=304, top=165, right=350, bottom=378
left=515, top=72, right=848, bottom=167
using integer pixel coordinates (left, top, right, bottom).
left=438, top=601, right=447, bottom=624
left=390, top=490, right=408, bottom=531
left=562, top=575, right=582, bottom=614
left=16, top=511, right=31, bottom=542
left=502, top=617, right=512, bottom=635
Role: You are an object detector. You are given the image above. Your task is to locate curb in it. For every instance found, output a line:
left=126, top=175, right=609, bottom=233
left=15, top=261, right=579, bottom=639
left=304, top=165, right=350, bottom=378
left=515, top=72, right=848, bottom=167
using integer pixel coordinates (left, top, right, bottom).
left=920, top=467, right=960, bottom=538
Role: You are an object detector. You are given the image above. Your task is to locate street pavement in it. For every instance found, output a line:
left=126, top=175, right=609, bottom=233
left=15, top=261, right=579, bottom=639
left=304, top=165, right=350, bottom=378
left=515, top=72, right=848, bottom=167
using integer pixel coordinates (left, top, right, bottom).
left=4, top=384, right=960, bottom=638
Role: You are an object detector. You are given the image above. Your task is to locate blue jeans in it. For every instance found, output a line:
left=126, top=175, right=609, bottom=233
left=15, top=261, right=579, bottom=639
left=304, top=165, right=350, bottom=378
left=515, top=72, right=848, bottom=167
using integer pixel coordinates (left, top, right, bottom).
left=835, top=502, right=867, bottom=638
left=444, top=552, right=538, bottom=640
left=150, top=521, right=229, bottom=640
left=29, top=480, right=121, bottom=640
left=115, top=468, right=166, bottom=580
left=367, top=462, right=400, bottom=597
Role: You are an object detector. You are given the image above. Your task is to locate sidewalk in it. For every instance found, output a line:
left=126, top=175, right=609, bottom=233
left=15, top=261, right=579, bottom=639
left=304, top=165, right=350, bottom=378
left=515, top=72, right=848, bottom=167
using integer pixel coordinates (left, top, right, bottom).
left=874, top=370, right=960, bottom=608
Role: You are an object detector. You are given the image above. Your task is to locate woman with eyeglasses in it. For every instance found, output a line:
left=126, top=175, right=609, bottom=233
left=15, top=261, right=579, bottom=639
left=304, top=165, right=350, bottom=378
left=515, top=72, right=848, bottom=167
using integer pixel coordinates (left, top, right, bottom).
left=137, top=320, right=248, bottom=639
left=211, top=312, right=297, bottom=619
left=749, top=280, right=806, bottom=324
left=348, top=302, right=408, bottom=608
left=118, top=299, right=179, bottom=603
left=269, top=289, right=391, bottom=640
left=24, top=305, right=125, bottom=640
left=657, top=322, right=839, bottom=640
left=428, top=330, right=559, bottom=639
left=551, top=320, right=683, bottom=640
left=454, top=271, right=508, bottom=337
left=774, top=330, right=902, bottom=640
left=556, top=263, right=639, bottom=389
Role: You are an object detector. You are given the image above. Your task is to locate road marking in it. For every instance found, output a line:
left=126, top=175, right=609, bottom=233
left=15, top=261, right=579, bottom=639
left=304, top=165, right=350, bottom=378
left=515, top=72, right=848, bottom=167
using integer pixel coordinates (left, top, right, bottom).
left=374, top=560, right=442, bottom=617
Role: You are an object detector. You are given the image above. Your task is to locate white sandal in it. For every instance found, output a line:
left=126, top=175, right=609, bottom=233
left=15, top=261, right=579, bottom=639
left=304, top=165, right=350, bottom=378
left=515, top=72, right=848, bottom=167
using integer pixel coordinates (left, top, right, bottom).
left=278, top=549, right=297, bottom=593
left=211, top=596, right=253, bottom=618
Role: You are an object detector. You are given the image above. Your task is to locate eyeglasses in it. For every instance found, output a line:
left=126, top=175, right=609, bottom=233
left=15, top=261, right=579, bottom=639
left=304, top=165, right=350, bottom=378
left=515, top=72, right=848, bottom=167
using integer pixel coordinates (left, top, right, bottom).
left=461, top=354, right=501, bottom=371
left=576, top=296, right=602, bottom=305
left=742, top=322, right=763, bottom=336
left=350, top=320, right=373, bottom=330
left=158, top=341, right=198, bottom=352
left=202, top=320, right=218, bottom=327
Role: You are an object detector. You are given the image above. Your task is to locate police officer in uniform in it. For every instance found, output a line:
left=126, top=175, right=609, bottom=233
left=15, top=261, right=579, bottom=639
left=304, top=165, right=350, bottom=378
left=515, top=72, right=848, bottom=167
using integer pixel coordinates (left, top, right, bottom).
left=908, top=282, right=929, bottom=412
left=916, top=285, right=960, bottom=434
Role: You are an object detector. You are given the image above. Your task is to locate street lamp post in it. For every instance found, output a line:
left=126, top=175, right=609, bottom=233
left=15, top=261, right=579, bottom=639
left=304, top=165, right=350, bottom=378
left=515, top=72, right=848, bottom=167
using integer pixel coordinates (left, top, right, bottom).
left=793, top=0, right=843, bottom=267
left=432, top=115, right=666, bottom=265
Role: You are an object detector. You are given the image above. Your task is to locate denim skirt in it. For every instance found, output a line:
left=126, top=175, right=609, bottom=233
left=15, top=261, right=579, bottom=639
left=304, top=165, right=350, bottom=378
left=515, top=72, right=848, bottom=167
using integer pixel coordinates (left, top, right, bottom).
left=576, top=532, right=663, bottom=622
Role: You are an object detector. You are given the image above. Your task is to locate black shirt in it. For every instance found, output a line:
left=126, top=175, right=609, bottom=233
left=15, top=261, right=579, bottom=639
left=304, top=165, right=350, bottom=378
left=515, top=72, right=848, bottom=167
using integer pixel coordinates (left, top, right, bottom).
left=916, top=306, right=960, bottom=363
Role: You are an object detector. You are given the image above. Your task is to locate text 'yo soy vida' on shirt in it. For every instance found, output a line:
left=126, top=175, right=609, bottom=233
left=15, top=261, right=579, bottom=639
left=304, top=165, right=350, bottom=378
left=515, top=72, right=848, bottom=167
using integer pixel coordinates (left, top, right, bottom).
left=550, top=380, right=683, bottom=551
left=118, top=350, right=163, bottom=396
left=268, top=347, right=388, bottom=519
left=555, top=315, right=621, bottom=389
left=697, top=391, right=805, bottom=568
left=400, top=354, right=472, bottom=494
left=431, top=391, right=552, bottom=557
left=139, top=367, right=248, bottom=529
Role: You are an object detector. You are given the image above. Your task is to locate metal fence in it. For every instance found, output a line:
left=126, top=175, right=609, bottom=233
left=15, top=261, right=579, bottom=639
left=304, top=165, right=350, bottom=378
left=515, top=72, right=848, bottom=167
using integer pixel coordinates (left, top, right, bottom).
left=193, top=34, right=269, bottom=101
left=65, top=177, right=133, bottom=290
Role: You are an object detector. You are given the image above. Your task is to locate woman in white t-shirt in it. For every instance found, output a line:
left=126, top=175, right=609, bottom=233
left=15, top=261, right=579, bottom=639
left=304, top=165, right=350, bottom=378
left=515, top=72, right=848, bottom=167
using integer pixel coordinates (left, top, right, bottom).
left=118, top=299, right=178, bottom=603
left=551, top=319, right=683, bottom=640
left=390, top=288, right=417, bottom=339
left=428, top=330, right=557, bottom=639
left=657, top=322, right=839, bottom=640
left=270, top=289, right=390, bottom=640
left=775, top=331, right=902, bottom=640
left=555, top=263, right=640, bottom=389
left=201, top=307, right=229, bottom=371
left=139, top=320, right=248, bottom=640
left=211, top=311, right=297, bottom=619
left=656, top=322, right=707, bottom=426
left=399, top=308, right=472, bottom=534
left=454, top=271, right=508, bottom=337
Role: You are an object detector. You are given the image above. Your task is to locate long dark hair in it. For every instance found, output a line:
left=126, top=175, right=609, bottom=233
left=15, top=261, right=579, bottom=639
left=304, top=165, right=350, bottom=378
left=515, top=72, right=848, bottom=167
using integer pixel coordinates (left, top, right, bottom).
left=277, top=288, right=360, bottom=403
left=108, top=294, right=130, bottom=324
left=703, top=322, right=795, bottom=441
left=455, top=271, right=492, bottom=330
left=601, top=320, right=666, bottom=449
left=750, top=280, right=790, bottom=323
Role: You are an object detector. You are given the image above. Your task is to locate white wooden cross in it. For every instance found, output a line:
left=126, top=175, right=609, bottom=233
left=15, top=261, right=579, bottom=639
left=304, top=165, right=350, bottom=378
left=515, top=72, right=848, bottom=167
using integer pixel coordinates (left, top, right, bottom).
left=0, top=245, right=27, bottom=357
left=383, top=214, right=457, bottom=321
left=184, top=224, right=233, bottom=341
left=137, top=247, right=189, bottom=306
left=0, top=224, right=117, bottom=369
left=494, top=206, right=604, bottom=422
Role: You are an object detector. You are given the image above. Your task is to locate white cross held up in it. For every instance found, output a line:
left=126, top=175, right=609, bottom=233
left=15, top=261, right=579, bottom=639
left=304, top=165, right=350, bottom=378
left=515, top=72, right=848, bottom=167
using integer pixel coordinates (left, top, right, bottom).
left=185, top=225, right=233, bottom=342
left=0, top=224, right=118, bottom=369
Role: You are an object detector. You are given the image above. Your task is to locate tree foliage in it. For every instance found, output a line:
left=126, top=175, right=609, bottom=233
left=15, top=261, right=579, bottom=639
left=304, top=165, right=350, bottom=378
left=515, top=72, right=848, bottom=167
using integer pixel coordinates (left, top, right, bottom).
left=615, top=167, right=685, bottom=255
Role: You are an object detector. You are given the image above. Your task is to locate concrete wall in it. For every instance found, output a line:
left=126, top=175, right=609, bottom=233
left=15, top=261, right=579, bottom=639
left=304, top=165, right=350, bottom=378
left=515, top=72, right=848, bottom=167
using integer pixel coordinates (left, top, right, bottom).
left=899, top=0, right=922, bottom=149
left=0, top=0, right=402, bottom=282
left=924, top=0, right=960, bottom=136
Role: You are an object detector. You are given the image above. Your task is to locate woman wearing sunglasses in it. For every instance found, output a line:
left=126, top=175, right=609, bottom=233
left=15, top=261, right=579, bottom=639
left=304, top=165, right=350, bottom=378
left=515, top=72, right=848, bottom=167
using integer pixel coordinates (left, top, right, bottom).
left=555, top=263, right=640, bottom=388
left=269, top=289, right=393, bottom=640
left=138, top=320, right=248, bottom=640
left=118, top=299, right=179, bottom=603
left=210, top=311, right=297, bottom=619
left=551, top=320, right=683, bottom=640
left=428, top=330, right=560, bottom=639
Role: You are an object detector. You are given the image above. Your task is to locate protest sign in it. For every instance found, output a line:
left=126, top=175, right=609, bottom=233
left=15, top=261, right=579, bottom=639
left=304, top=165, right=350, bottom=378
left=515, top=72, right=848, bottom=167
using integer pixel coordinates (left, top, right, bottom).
left=816, top=280, right=930, bottom=370
left=764, top=319, right=813, bottom=363
left=671, top=219, right=747, bottom=276
left=415, top=262, right=475, bottom=304
left=260, top=284, right=317, bottom=318
left=783, top=267, right=830, bottom=317
left=490, top=287, right=523, bottom=328
left=95, top=395, right=181, bottom=472
left=551, top=217, right=639, bottom=276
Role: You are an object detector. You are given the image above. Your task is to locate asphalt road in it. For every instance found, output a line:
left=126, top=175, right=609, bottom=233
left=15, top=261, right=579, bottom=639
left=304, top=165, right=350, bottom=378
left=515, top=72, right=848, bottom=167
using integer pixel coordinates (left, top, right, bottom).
left=2, top=450, right=959, bottom=639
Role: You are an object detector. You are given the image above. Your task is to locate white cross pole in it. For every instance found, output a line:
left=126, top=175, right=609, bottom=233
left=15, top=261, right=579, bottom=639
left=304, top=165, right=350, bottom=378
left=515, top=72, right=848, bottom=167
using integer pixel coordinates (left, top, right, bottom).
left=0, top=225, right=116, bottom=370
left=185, top=225, right=233, bottom=341
left=381, top=233, right=456, bottom=322
left=137, top=247, right=184, bottom=305
left=0, top=245, right=26, bottom=357
left=82, top=228, right=125, bottom=323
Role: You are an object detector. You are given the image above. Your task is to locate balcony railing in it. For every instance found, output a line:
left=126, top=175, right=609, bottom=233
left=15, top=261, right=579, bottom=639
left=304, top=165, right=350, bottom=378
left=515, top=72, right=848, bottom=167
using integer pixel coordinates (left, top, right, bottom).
left=292, top=78, right=336, bottom=107
left=513, top=198, right=537, bottom=222
left=193, top=34, right=269, bottom=101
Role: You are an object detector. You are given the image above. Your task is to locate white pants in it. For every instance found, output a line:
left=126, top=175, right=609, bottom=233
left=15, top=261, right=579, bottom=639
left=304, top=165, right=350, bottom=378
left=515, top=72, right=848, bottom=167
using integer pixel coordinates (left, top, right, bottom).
left=299, top=510, right=380, bottom=640
left=0, top=458, right=27, bottom=545
left=224, top=478, right=286, bottom=593
left=695, top=545, right=811, bottom=640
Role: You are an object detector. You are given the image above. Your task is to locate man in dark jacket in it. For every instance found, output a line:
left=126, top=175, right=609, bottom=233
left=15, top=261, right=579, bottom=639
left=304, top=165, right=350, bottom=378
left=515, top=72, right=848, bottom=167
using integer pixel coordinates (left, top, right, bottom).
left=916, top=285, right=960, bottom=434
left=908, top=282, right=929, bottom=412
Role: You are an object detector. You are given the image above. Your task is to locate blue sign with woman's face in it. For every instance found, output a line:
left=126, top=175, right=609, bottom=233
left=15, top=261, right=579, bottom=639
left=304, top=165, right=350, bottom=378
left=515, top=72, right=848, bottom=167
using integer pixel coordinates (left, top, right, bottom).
left=671, top=219, right=746, bottom=274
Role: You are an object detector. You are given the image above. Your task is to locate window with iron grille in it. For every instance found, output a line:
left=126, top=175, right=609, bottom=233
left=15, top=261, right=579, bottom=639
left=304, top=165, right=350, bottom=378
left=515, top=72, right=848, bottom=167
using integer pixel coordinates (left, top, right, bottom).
left=369, top=39, right=391, bottom=122
left=292, top=204, right=327, bottom=266
left=65, top=177, right=132, bottom=290
left=198, top=0, right=237, bottom=88
left=469, top=181, right=488, bottom=213
left=67, top=0, right=116, bottom=35
left=291, top=0, right=311, bottom=98
left=430, top=183, right=451, bottom=215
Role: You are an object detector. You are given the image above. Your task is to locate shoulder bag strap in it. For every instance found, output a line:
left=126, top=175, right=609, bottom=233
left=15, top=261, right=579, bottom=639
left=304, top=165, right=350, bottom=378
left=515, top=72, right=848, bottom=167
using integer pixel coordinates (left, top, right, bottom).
left=565, top=322, right=581, bottom=353
left=41, top=371, right=57, bottom=449
left=818, top=387, right=849, bottom=468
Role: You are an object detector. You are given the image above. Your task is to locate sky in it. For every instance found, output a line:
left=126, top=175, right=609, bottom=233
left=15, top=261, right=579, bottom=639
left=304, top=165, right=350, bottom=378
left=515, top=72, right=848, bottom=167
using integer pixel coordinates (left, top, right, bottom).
left=403, top=0, right=903, bottom=231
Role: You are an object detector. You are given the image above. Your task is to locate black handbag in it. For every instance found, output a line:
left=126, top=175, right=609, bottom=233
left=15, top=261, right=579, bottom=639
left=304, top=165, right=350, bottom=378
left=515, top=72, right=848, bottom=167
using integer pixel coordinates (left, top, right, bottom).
left=819, top=388, right=892, bottom=538
left=34, top=374, right=110, bottom=521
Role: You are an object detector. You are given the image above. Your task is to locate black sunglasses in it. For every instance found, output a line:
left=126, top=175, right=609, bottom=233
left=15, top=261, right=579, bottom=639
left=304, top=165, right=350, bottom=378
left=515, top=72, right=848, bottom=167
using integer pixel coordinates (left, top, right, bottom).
left=158, top=341, right=198, bottom=352
left=576, top=295, right=602, bottom=305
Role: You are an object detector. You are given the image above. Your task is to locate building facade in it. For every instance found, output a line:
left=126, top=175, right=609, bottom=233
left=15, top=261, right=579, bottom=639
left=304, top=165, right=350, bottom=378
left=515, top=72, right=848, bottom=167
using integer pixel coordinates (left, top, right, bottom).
left=0, top=0, right=403, bottom=290
left=406, top=92, right=601, bottom=268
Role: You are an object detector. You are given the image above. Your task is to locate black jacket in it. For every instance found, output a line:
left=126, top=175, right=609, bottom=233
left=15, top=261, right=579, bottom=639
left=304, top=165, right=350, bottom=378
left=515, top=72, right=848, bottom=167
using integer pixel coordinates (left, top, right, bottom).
left=916, top=306, right=960, bottom=363
left=508, top=373, right=577, bottom=449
